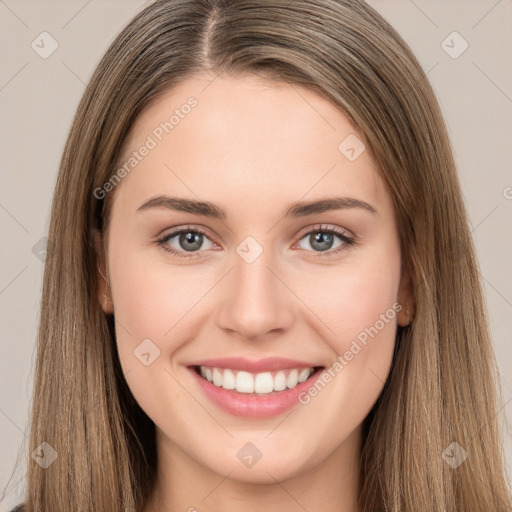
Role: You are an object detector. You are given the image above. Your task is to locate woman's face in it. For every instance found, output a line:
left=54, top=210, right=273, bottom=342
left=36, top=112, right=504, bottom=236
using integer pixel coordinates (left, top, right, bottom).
left=98, top=73, right=411, bottom=484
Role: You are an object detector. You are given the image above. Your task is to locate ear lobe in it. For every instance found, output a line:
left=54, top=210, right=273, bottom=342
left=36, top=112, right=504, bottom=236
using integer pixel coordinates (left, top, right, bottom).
left=397, top=265, right=414, bottom=327
left=93, top=229, right=113, bottom=314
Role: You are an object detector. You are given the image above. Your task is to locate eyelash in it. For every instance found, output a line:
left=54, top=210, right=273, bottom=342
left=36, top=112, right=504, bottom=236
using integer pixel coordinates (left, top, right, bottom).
left=155, top=224, right=356, bottom=259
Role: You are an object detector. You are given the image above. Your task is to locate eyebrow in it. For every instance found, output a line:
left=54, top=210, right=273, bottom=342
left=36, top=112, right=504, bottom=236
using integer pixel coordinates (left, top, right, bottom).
left=136, top=195, right=378, bottom=219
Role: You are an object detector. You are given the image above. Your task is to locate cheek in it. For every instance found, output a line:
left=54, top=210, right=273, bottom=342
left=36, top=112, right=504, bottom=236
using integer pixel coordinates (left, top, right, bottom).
left=296, top=250, right=401, bottom=344
left=107, top=240, right=224, bottom=412
left=292, top=254, right=401, bottom=426
left=109, top=251, right=211, bottom=357
left=107, top=250, right=206, bottom=431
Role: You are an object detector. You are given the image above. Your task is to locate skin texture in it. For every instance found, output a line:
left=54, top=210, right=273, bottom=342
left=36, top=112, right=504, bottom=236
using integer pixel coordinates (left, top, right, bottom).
left=96, top=73, right=412, bottom=512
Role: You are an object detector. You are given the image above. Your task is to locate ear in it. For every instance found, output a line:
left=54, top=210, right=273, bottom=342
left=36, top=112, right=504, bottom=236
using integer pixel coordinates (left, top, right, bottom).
left=93, top=229, right=114, bottom=315
left=396, top=264, right=414, bottom=327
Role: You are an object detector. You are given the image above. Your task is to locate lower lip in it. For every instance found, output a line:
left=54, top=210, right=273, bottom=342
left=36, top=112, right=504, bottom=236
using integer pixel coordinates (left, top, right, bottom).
left=188, top=366, right=324, bottom=418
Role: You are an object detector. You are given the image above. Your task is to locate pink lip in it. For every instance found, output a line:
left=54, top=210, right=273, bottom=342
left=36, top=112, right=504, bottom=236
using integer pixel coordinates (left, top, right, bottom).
left=186, top=356, right=318, bottom=373
left=187, top=364, right=324, bottom=419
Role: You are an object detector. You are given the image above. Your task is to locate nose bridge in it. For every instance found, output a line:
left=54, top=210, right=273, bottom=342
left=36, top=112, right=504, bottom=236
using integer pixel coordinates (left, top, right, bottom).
left=216, top=239, right=294, bottom=339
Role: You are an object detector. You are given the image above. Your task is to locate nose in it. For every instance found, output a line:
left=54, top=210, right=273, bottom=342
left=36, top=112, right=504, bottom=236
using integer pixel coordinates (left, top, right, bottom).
left=216, top=247, right=295, bottom=341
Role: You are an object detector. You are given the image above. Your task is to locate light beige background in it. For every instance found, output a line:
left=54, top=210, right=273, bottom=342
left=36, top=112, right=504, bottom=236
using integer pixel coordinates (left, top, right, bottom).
left=1, top=0, right=511, bottom=509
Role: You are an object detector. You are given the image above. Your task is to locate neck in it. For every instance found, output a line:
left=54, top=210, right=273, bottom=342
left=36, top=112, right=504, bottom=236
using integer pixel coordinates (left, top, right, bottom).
left=143, top=426, right=363, bottom=512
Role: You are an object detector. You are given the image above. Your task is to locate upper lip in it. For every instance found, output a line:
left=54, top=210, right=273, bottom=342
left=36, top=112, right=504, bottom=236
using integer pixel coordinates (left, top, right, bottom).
left=187, top=357, right=323, bottom=373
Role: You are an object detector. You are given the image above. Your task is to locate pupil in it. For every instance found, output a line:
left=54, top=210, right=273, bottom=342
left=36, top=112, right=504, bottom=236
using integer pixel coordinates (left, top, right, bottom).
left=180, top=232, right=202, bottom=251
left=311, top=232, right=332, bottom=251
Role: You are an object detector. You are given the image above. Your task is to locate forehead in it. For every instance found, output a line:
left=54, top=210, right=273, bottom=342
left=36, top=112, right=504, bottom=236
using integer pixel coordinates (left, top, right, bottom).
left=112, top=73, right=389, bottom=219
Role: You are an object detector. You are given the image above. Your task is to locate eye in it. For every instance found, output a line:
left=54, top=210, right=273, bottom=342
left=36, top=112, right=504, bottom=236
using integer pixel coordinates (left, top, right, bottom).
left=156, top=226, right=217, bottom=259
left=156, top=224, right=356, bottom=259
left=295, top=224, right=355, bottom=257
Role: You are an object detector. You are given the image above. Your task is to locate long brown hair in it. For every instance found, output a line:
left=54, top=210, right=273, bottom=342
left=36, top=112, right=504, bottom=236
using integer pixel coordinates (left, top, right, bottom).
left=15, top=0, right=512, bottom=510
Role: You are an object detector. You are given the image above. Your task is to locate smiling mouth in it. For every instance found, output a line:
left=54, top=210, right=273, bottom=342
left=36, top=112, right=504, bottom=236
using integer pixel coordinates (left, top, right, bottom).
left=191, top=365, right=324, bottom=395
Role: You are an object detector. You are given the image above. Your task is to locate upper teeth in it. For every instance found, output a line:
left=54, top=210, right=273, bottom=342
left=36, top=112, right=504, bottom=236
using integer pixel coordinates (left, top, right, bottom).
left=199, top=366, right=315, bottom=394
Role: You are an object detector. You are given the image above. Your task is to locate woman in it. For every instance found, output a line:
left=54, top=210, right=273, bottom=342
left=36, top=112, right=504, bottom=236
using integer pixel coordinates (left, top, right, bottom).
left=10, top=0, right=512, bottom=510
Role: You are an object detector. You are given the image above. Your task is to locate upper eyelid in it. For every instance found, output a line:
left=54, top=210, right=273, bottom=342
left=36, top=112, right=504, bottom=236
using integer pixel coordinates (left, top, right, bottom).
left=159, top=225, right=214, bottom=242
left=296, top=224, right=353, bottom=239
